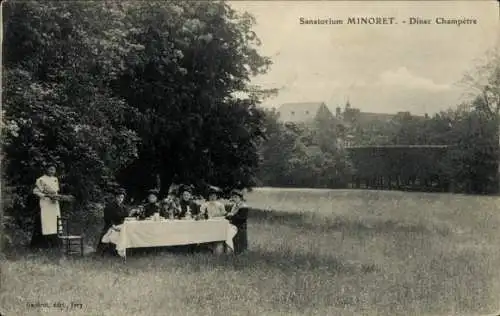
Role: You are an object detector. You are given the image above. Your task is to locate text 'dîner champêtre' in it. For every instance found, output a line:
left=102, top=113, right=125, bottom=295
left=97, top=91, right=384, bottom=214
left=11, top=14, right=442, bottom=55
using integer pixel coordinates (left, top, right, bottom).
left=299, top=16, right=478, bottom=26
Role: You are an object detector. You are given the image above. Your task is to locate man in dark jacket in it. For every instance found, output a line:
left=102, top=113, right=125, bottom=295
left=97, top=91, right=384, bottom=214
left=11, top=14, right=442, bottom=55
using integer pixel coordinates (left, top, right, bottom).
left=96, top=188, right=129, bottom=256
left=225, top=189, right=249, bottom=255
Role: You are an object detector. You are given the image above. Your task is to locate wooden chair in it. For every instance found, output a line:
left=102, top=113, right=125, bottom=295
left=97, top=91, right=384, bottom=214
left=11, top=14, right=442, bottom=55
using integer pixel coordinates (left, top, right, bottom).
left=57, top=216, right=84, bottom=257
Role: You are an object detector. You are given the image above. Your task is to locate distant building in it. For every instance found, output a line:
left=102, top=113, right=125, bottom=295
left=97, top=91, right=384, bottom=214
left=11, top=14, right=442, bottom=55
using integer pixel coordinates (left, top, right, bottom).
left=277, top=102, right=346, bottom=139
left=276, top=100, right=424, bottom=147
left=277, top=102, right=334, bottom=124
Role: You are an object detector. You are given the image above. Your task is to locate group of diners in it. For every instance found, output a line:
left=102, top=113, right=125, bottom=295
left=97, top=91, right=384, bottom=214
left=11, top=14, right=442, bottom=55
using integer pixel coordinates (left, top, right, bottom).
left=132, top=184, right=228, bottom=220
left=96, top=184, right=249, bottom=256
left=29, top=164, right=249, bottom=257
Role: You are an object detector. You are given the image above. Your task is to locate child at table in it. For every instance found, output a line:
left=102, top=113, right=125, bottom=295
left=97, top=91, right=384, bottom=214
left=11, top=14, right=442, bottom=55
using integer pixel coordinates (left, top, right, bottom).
left=200, top=186, right=226, bottom=219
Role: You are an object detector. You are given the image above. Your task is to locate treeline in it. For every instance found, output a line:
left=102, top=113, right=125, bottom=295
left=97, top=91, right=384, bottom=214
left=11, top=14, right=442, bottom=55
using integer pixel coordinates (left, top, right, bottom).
left=257, top=109, right=353, bottom=188
left=257, top=99, right=499, bottom=194
left=352, top=100, right=498, bottom=194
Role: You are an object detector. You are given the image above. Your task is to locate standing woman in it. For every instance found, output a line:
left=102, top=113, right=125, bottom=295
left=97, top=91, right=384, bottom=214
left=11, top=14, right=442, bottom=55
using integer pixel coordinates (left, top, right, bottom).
left=30, top=165, right=62, bottom=249
left=225, top=189, right=249, bottom=255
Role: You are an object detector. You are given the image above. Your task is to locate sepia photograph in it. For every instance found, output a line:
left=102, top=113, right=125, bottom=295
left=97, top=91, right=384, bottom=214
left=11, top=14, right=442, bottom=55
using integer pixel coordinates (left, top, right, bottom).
left=1, top=0, right=499, bottom=315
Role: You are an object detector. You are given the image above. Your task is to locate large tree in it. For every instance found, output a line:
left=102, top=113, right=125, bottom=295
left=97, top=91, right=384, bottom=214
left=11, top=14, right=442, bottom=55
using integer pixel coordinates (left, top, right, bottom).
left=460, top=48, right=500, bottom=193
left=105, top=1, right=272, bottom=198
left=2, top=0, right=273, bottom=234
left=2, top=1, right=141, bottom=229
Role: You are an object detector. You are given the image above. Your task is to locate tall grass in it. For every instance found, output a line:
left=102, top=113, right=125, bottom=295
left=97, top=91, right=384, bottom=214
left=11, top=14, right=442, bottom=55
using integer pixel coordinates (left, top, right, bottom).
left=1, top=189, right=499, bottom=315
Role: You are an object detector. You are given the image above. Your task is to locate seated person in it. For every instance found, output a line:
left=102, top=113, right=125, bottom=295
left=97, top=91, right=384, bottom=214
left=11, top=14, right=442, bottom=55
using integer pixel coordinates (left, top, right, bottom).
left=178, top=185, right=201, bottom=219
left=160, top=193, right=181, bottom=219
left=167, top=174, right=181, bottom=196
left=200, top=186, right=226, bottom=219
left=143, top=189, right=161, bottom=218
left=225, top=189, right=249, bottom=255
left=96, top=188, right=129, bottom=255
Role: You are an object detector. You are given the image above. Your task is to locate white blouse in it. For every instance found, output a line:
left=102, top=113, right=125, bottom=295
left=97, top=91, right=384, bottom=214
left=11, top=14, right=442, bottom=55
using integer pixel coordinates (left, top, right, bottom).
left=33, top=175, right=59, bottom=198
left=200, top=201, right=226, bottom=218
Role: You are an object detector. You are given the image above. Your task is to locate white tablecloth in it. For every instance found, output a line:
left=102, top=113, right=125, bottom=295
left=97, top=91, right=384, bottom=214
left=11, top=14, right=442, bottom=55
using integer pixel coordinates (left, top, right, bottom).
left=102, top=218, right=237, bottom=257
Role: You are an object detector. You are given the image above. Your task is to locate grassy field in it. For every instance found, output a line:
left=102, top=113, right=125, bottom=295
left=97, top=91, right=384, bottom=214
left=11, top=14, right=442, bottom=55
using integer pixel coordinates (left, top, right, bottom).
left=1, top=188, right=500, bottom=316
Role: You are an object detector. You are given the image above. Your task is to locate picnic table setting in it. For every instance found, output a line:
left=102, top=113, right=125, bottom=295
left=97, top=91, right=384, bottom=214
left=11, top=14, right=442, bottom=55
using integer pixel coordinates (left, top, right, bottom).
left=97, top=184, right=248, bottom=258
left=101, top=209, right=237, bottom=258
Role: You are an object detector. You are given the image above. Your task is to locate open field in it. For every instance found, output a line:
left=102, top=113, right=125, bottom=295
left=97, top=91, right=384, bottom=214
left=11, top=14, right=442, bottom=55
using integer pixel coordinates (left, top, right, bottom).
left=1, top=188, right=500, bottom=315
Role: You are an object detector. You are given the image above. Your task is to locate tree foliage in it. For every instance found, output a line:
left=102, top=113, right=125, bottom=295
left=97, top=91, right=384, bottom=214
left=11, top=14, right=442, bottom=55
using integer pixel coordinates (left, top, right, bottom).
left=107, top=1, right=271, bottom=198
left=2, top=1, right=272, bottom=234
left=257, top=109, right=352, bottom=188
left=346, top=104, right=498, bottom=194
left=3, top=1, right=141, bottom=220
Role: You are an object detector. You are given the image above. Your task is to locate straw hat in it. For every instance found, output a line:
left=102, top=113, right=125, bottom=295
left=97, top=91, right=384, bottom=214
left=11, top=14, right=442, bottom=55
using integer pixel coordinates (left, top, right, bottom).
left=208, top=185, right=222, bottom=194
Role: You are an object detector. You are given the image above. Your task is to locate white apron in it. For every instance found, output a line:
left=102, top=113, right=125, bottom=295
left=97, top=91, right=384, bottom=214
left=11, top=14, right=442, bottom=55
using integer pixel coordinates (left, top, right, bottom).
left=35, top=176, right=61, bottom=235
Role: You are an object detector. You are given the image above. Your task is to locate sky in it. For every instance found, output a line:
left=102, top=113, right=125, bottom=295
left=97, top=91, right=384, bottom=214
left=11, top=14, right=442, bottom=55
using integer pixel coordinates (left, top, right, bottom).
left=229, top=1, right=499, bottom=115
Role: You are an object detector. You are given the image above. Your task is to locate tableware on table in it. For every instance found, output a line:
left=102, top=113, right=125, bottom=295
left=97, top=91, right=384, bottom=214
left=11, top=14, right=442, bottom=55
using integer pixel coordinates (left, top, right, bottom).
left=184, top=208, right=192, bottom=219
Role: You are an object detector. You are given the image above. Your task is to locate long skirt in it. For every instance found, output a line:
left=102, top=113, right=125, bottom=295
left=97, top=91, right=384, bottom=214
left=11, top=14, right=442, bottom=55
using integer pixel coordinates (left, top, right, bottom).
left=95, top=226, right=119, bottom=256
left=30, top=210, right=61, bottom=249
left=233, top=225, right=248, bottom=255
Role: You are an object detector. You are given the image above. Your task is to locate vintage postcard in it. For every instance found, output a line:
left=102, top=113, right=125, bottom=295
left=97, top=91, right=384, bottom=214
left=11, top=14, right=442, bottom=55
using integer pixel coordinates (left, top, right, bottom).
left=1, top=1, right=499, bottom=315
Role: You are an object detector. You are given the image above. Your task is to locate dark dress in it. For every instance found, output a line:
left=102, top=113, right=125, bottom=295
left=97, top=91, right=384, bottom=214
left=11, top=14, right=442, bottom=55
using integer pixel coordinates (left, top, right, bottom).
left=225, top=203, right=249, bottom=254
left=96, top=201, right=128, bottom=255
left=143, top=203, right=160, bottom=218
left=178, top=200, right=201, bottom=218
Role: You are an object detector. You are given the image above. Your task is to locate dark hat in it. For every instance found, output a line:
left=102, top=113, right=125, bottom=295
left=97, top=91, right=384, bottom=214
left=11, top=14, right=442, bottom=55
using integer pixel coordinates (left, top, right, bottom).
left=230, top=189, right=244, bottom=198
left=115, top=188, right=126, bottom=195
left=179, top=184, right=193, bottom=193
left=148, top=189, right=159, bottom=195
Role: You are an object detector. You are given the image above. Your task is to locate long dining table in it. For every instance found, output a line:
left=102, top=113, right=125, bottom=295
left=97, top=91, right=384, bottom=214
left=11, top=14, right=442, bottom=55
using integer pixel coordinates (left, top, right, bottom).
left=101, top=217, right=237, bottom=258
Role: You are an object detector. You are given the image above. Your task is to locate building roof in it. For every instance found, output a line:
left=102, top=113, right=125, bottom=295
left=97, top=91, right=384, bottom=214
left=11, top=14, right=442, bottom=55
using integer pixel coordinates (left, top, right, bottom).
left=277, top=102, right=328, bottom=123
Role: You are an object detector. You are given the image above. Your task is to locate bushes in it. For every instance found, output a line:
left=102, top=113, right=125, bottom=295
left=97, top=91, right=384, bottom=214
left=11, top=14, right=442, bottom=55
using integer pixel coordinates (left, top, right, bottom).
left=258, top=115, right=353, bottom=189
